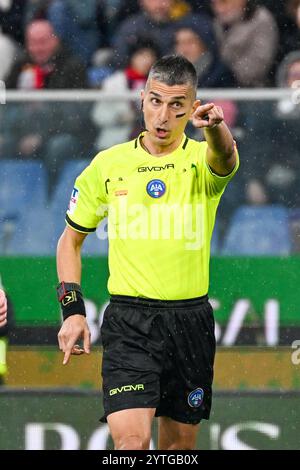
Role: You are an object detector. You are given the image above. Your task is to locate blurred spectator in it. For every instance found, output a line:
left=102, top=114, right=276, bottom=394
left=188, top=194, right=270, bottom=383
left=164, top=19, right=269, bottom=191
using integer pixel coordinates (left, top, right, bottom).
left=47, top=0, right=106, bottom=65
left=25, top=1, right=108, bottom=64
left=0, top=95, right=97, bottom=194
left=25, top=0, right=50, bottom=22
left=4, top=21, right=95, bottom=191
left=276, top=50, right=300, bottom=119
left=212, top=0, right=279, bottom=87
left=273, top=0, right=300, bottom=64
left=237, top=47, right=300, bottom=208
left=174, top=14, right=236, bottom=87
left=187, top=0, right=212, bottom=15
left=245, top=178, right=269, bottom=205
left=87, top=45, right=116, bottom=89
left=0, top=0, right=26, bottom=45
left=112, top=0, right=187, bottom=68
left=109, top=0, right=206, bottom=29
left=264, top=49, right=300, bottom=207
left=174, top=13, right=238, bottom=144
left=6, top=19, right=86, bottom=89
left=0, top=30, right=18, bottom=81
left=106, top=0, right=139, bottom=34
left=92, top=40, right=159, bottom=149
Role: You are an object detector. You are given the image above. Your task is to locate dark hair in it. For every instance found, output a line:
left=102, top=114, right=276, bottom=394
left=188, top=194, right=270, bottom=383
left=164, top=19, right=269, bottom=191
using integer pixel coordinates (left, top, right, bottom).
left=147, top=54, right=198, bottom=94
left=128, top=36, right=161, bottom=61
left=243, top=0, right=259, bottom=20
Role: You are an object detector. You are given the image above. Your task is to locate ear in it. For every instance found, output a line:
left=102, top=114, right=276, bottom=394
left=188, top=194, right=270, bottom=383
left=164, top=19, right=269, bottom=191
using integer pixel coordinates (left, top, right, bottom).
left=190, top=99, right=201, bottom=119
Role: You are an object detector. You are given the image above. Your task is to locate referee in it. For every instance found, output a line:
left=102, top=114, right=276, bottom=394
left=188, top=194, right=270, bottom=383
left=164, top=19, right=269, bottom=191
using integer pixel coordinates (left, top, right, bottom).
left=57, top=55, right=239, bottom=450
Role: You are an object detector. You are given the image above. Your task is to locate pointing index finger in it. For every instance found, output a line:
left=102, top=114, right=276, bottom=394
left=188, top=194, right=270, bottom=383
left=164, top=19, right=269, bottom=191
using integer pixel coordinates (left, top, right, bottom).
left=63, top=348, right=72, bottom=365
left=63, top=338, right=77, bottom=365
left=197, top=103, right=215, bottom=113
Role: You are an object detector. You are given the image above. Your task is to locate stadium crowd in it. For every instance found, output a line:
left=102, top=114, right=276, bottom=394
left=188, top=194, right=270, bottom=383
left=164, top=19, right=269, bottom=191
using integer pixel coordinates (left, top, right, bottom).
left=1, top=0, right=299, bottom=87
left=0, top=0, right=300, bottom=254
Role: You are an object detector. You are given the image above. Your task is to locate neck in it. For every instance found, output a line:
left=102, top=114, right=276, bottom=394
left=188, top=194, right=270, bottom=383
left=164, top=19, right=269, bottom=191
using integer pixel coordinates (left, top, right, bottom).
left=141, top=132, right=183, bottom=157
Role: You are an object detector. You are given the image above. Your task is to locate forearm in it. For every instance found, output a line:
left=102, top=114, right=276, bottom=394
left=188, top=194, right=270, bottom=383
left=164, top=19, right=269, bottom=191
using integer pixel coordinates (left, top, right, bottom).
left=204, top=121, right=234, bottom=159
left=57, top=230, right=83, bottom=283
left=56, top=227, right=90, bottom=364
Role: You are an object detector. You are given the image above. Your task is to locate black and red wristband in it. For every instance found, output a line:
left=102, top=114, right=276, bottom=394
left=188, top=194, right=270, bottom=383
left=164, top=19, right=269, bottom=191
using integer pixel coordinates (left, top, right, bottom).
left=56, top=281, right=86, bottom=321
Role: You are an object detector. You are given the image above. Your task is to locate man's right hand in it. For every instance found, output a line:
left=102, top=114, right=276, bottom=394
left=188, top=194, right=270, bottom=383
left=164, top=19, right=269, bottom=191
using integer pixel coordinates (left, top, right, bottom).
left=0, top=289, right=7, bottom=328
left=58, top=314, right=91, bottom=365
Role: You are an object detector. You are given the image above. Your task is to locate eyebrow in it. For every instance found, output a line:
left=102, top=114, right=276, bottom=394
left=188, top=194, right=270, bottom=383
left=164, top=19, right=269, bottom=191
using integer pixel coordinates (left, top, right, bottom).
left=149, top=91, right=187, bottom=100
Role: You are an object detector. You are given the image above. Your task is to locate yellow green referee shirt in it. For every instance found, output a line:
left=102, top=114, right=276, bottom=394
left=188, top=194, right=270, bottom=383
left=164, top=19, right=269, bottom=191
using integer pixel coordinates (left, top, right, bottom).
left=66, top=133, right=239, bottom=300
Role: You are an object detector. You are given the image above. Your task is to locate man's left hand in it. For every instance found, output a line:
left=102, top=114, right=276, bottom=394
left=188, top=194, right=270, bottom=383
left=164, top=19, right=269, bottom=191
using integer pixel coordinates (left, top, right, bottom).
left=0, top=289, right=7, bottom=328
left=192, top=102, right=224, bottom=129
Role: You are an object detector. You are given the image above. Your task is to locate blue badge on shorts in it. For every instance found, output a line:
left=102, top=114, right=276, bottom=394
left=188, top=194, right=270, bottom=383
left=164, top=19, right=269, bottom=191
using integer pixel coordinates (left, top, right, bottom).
left=146, top=179, right=166, bottom=198
left=188, top=388, right=204, bottom=408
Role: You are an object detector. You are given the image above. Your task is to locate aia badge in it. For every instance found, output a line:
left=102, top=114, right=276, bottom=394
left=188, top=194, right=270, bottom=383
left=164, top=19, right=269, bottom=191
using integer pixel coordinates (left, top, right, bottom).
left=146, top=179, right=166, bottom=198
left=68, top=187, right=79, bottom=215
left=188, top=388, right=204, bottom=408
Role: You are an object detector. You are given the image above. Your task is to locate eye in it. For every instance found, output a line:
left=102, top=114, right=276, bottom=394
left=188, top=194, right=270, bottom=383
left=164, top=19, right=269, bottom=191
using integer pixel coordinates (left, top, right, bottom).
left=172, top=102, right=183, bottom=109
left=151, top=98, right=160, bottom=105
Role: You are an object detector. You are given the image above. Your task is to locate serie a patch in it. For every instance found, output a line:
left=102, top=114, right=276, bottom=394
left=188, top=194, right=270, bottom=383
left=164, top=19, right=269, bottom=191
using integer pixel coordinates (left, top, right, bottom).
left=68, top=187, right=79, bottom=214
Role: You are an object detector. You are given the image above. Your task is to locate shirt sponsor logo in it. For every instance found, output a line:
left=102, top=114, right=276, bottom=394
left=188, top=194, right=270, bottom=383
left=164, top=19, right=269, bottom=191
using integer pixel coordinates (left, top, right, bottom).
left=138, top=164, right=174, bottom=172
left=188, top=388, right=204, bottom=408
left=68, top=187, right=79, bottom=215
left=109, top=384, right=144, bottom=396
left=146, top=179, right=166, bottom=198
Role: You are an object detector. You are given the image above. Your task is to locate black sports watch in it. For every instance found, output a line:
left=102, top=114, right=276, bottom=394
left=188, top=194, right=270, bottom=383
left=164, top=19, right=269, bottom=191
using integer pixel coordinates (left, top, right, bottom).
left=57, top=281, right=82, bottom=302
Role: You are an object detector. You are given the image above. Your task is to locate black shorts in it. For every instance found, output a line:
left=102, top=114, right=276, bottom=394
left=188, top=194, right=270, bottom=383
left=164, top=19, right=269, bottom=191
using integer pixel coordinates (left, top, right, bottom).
left=100, top=295, right=216, bottom=425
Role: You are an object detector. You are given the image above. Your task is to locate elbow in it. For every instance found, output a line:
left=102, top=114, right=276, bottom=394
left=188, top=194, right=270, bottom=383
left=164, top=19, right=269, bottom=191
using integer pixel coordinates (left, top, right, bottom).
left=57, top=227, right=85, bottom=255
left=223, top=145, right=235, bottom=160
left=220, top=140, right=235, bottom=160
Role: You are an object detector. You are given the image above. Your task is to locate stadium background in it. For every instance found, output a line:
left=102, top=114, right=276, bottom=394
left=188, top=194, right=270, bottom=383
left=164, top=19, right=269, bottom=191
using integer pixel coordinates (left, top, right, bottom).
left=0, top=0, right=300, bottom=450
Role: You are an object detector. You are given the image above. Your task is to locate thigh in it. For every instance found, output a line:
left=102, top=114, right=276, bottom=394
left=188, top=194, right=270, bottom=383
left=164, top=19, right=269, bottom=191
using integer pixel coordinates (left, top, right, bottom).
left=158, top=416, right=200, bottom=450
left=108, top=408, right=155, bottom=450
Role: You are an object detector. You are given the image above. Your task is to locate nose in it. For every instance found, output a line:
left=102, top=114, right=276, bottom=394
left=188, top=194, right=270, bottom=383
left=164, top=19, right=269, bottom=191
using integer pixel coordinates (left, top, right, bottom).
left=158, top=103, right=169, bottom=124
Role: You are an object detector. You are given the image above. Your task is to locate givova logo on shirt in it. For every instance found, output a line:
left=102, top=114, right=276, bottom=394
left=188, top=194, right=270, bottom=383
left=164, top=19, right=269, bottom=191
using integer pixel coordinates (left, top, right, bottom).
left=68, top=187, right=79, bottom=214
left=146, top=179, right=166, bottom=198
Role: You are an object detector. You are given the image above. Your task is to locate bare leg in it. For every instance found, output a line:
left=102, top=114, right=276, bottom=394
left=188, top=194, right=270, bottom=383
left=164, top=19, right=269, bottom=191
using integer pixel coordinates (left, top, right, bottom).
left=107, top=408, right=156, bottom=450
left=158, top=416, right=200, bottom=450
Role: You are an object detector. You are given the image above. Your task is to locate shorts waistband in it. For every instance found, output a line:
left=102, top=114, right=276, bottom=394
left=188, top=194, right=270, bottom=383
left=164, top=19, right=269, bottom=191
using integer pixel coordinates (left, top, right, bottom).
left=110, top=294, right=208, bottom=309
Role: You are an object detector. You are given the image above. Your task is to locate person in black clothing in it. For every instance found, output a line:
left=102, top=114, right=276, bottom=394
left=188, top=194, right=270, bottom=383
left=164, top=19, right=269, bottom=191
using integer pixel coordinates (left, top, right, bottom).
left=6, top=19, right=86, bottom=89
left=5, top=20, right=94, bottom=193
left=0, top=0, right=27, bottom=45
left=174, top=14, right=235, bottom=88
left=274, top=0, right=300, bottom=64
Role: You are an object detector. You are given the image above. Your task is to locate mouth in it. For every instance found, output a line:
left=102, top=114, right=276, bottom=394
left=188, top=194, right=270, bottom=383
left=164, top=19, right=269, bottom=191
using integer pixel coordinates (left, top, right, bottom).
left=155, top=127, right=169, bottom=138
